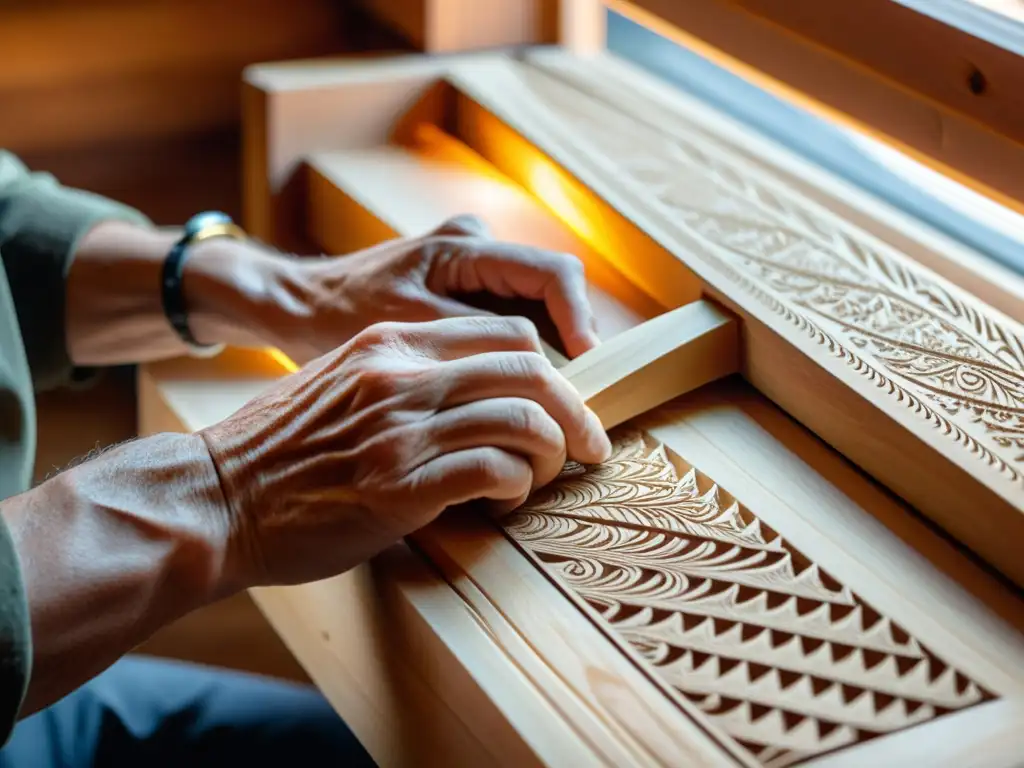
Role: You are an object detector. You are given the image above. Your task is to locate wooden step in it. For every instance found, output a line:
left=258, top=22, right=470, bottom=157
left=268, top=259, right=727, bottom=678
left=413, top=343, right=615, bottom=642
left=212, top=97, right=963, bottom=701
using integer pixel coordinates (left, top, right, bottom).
left=446, top=50, right=1024, bottom=590
left=303, top=125, right=667, bottom=351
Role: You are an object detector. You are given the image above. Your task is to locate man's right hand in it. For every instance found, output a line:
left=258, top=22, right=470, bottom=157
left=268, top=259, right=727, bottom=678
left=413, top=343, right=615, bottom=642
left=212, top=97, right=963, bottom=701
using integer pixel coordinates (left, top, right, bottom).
left=199, top=316, right=611, bottom=590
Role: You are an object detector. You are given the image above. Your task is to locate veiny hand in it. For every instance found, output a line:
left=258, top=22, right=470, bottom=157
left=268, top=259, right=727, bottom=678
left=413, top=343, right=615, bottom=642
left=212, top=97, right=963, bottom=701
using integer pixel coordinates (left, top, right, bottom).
left=266, top=215, right=600, bottom=365
left=199, top=315, right=611, bottom=588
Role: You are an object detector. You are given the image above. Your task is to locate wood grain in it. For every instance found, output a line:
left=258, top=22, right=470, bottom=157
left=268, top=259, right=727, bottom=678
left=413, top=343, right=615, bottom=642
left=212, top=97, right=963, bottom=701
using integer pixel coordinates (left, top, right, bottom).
left=447, top=51, right=1024, bottom=588
left=613, top=0, right=1024, bottom=214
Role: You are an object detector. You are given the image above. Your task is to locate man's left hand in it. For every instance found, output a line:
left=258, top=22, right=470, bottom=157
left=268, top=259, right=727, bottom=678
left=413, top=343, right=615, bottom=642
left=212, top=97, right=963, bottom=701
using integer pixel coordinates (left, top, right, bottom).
left=221, top=214, right=600, bottom=364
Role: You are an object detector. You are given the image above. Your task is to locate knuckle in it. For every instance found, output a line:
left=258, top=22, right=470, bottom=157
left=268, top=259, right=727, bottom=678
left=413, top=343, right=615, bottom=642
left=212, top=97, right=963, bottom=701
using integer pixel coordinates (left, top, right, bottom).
left=561, top=253, right=585, bottom=275
left=503, top=315, right=540, bottom=344
left=511, top=402, right=562, bottom=454
left=355, top=321, right=402, bottom=348
left=469, top=452, right=503, bottom=487
left=351, top=365, right=400, bottom=400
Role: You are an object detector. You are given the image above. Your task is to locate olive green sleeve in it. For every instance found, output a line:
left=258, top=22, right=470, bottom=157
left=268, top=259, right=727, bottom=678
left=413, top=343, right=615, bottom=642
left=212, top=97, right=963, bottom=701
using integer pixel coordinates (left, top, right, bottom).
left=0, top=151, right=151, bottom=391
left=0, top=514, right=28, bottom=746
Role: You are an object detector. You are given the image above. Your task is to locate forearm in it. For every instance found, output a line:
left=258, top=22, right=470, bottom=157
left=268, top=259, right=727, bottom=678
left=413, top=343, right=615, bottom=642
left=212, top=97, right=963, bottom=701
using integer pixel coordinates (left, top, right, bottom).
left=0, top=433, right=235, bottom=716
left=65, top=220, right=305, bottom=366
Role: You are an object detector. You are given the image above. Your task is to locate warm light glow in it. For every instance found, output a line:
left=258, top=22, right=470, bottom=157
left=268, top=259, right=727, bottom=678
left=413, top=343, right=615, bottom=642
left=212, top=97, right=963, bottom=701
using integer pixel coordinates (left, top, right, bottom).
left=266, top=347, right=299, bottom=373
left=608, top=0, right=1024, bottom=217
left=455, top=105, right=697, bottom=310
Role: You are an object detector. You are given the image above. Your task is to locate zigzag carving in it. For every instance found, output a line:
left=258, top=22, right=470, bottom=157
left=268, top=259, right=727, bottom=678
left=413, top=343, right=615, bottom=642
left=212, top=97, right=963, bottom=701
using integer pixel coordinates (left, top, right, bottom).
left=504, top=431, right=992, bottom=767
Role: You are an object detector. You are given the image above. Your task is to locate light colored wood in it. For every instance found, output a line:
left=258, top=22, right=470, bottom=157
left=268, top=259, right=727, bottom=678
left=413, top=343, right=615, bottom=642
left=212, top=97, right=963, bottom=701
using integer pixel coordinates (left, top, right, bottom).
left=242, top=52, right=491, bottom=250
left=611, top=0, right=1024, bottom=216
left=150, top=45, right=1024, bottom=765
left=558, top=0, right=607, bottom=55
left=497, top=381, right=1024, bottom=765
left=803, top=698, right=1024, bottom=767
left=447, top=51, right=1024, bottom=589
left=527, top=50, right=1024, bottom=328
left=561, top=300, right=738, bottom=430
left=352, top=0, right=604, bottom=54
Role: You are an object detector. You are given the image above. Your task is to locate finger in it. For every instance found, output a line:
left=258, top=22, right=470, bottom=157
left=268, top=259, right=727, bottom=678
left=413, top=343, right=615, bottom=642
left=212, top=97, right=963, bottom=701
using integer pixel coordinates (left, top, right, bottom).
left=439, top=350, right=611, bottom=464
left=441, top=243, right=600, bottom=358
left=407, top=447, right=533, bottom=513
left=364, top=315, right=544, bottom=361
left=421, top=397, right=567, bottom=491
left=431, top=214, right=491, bottom=239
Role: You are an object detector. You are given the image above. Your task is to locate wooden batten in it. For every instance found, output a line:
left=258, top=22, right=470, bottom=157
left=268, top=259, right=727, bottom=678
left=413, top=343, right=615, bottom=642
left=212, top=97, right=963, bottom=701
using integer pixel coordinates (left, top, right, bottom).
left=445, top=51, right=1024, bottom=589
left=352, top=0, right=605, bottom=53
left=144, top=33, right=1024, bottom=766
left=614, top=0, right=1024, bottom=213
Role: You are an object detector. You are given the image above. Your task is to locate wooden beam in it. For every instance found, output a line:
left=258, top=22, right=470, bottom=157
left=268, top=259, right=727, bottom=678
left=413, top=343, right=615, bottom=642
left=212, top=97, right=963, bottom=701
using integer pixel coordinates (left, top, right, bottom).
left=562, top=300, right=738, bottom=430
left=447, top=51, right=1024, bottom=587
left=613, top=0, right=1024, bottom=215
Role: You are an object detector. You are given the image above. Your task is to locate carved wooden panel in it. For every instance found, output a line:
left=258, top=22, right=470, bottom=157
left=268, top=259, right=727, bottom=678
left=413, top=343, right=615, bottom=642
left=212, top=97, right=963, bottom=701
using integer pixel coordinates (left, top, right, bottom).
left=449, top=54, right=1024, bottom=587
left=521, top=62, right=1024, bottom=478
left=505, top=430, right=993, bottom=767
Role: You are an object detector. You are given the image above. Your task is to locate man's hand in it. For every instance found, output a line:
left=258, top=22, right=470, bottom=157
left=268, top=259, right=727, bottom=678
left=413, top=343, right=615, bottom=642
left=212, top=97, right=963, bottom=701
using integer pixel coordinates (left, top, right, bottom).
left=200, top=315, right=611, bottom=588
left=253, top=215, right=600, bottom=365
left=66, top=215, right=599, bottom=369
left=5, top=315, right=608, bottom=714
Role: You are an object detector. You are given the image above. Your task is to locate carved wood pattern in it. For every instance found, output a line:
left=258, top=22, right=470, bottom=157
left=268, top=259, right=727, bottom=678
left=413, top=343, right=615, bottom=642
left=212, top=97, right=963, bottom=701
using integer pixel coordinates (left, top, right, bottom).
left=509, top=64, right=1024, bottom=483
left=504, top=431, right=993, bottom=767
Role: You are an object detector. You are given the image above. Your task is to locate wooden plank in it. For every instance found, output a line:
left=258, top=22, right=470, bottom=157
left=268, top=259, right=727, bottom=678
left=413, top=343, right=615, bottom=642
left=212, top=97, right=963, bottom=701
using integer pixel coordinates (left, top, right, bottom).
left=352, top=0, right=604, bottom=53
left=446, top=52, right=1024, bottom=588
left=525, top=51, right=1024, bottom=328
left=727, top=0, right=1024, bottom=147
left=242, top=52, right=491, bottom=250
left=560, top=300, right=739, bottom=430
left=612, top=0, right=1024, bottom=215
left=0, top=0, right=348, bottom=155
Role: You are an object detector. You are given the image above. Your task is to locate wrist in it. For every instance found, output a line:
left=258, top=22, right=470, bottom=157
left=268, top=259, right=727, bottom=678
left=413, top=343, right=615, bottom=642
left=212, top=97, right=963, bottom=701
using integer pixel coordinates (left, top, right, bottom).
left=2, top=432, right=237, bottom=711
left=181, top=237, right=305, bottom=351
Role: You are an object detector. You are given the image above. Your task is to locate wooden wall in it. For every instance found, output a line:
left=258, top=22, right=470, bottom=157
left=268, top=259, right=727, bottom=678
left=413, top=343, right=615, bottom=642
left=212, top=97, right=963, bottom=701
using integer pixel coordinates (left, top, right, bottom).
left=1, top=0, right=406, bottom=223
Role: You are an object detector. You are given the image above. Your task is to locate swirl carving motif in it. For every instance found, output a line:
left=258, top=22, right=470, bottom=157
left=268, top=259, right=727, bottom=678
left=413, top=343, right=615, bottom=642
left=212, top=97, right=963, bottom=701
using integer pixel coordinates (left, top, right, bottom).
left=504, top=432, right=991, bottom=768
left=517, top=64, right=1024, bottom=478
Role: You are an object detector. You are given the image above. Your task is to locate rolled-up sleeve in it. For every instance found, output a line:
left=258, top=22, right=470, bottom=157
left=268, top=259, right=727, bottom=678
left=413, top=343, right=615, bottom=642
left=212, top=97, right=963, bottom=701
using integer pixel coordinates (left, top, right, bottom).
left=0, top=151, right=151, bottom=391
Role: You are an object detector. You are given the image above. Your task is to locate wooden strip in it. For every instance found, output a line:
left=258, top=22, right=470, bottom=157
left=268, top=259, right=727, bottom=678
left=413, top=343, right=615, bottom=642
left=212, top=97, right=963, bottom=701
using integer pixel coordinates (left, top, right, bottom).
left=446, top=53, right=1024, bottom=588
left=610, top=0, right=1024, bottom=214
left=562, top=300, right=739, bottom=431
left=303, top=129, right=676, bottom=338
left=354, top=0, right=555, bottom=52
left=525, top=50, right=1024, bottom=328
left=803, top=699, right=1024, bottom=767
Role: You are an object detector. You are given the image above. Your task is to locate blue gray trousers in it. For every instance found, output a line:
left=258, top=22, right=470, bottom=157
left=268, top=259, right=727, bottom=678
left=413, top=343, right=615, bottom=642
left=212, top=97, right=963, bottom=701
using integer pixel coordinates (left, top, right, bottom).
left=0, top=656, right=376, bottom=767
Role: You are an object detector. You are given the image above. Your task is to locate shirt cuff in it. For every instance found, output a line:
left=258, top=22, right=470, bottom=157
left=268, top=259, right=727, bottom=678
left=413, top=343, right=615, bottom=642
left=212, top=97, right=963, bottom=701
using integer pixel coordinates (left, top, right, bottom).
left=0, top=516, right=30, bottom=747
left=0, top=158, right=151, bottom=392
